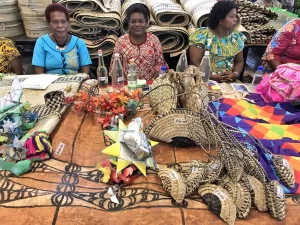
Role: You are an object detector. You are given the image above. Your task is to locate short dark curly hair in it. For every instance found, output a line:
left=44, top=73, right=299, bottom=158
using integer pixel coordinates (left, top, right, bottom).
left=126, top=3, right=150, bottom=22
left=45, top=3, right=70, bottom=23
left=208, top=1, right=238, bottom=29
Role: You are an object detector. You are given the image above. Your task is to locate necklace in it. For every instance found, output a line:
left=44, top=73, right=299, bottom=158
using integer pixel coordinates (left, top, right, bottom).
left=52, top=34, right=69, bottom=51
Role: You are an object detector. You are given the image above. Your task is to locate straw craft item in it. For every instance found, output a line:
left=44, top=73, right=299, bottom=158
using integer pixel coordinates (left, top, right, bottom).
left=184, top=166, right=205, bottom=196
left=266, top=180, right=286, bottom=220
left=180, top=0, right=217, bottom=27
left=148, top=25, right=189, bottom=57
left=220, top=178, right=251, bottom=218
left=273, top=155, right=295, bottom=189
left=145, top=0, right=190, bottom=27
left=198, top=184, right=236, bottom=225
left=73, top=11, right=121, bottom=30
left=158, top=168, right=186, bottom=204
left=247, top=175, right=268, bottom=211
left=82, top=35, right=118, bottom=57
left=59, top=0, right=121, bottom=14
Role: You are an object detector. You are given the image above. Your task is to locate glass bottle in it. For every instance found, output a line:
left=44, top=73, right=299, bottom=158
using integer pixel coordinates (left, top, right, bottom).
left=199, top=51, right=211, bottom=84
left=111, top=53, right=124, bottom=89
left=96, top=49, right=108, bottom=88
left=176, top=50, right=188, bottom=72
left=127, top=58, right=137, bottom=90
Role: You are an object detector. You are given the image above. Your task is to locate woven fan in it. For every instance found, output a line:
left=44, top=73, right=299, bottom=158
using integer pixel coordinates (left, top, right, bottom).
left=198, top=184, right=236, bottom=225
left=158, top=168, right=186, bottom=204
left=266, top=180, right=286, bottom=220
left=247, top=175, right=268, bottom=211
left=220, top=178, right=251, bottom=218
left=273, top=155, right=295, bottom=189
left=143, top=109, right=209, bottom=146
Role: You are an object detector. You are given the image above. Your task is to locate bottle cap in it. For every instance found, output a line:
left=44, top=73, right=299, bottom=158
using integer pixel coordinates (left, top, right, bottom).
left=98, top=49, right=102, bottom=53
left=258, top=66, right=263, bottom=71
left=161, top=66, right=167, bottom=71
left=181, top=50, right=186, bottom=54
left=204, top=51, right=209, bottom=56
left=129, top=58, right=135, bottom=63
left=114, top=53, right=120, bottom=57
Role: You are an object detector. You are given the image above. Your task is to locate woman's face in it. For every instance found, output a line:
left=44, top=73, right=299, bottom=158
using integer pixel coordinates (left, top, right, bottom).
left=128, top=12, right=148, bottom=37
left=49, top=11, right=69, bottom=38
left=220, top=8, right=238, bottom=31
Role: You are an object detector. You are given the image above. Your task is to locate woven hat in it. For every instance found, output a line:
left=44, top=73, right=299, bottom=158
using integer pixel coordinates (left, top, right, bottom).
left=146, top=0, right=190, bottom=27
left=247, top=175, right=268, bottom=212
left=265, top=180, right=286, bottom=220
left=273, top=155, right=295, bottom=189
left=148, top=25, right=189, bottom=57
left=158, top=168, right=187, bottom=204
left=44, top=91, right=65, bottom=109
left=198, top=184, right=237, bottom=225
left=220, top=177, right=251, bottom=219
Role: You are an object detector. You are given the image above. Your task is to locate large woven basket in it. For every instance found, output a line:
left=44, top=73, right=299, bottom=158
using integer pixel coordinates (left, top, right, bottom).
left=0, top=20, right=25, bottom=37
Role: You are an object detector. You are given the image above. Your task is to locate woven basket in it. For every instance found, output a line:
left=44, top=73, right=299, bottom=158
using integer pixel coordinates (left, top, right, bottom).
left=0, top=0, right=18, bottom=6
left=0, top=7, right=21, bottom=22
left=198, top=184, right=237, bottom=225
left=0, top=4, right=19, bottom=13
left=18, top=0, right=52, bottom=6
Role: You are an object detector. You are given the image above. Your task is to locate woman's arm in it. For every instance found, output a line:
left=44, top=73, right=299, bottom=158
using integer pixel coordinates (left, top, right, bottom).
left=32, top=38, right=46, bottom=74
left=263, top=19, right=297, bottom=70
left=189, top=46, right=204, bottom=66
left=10, top=56, right=23, bottom=75
left=34, top=66, right=45, bottom=74
left=81, top=65, right=90, bottom=75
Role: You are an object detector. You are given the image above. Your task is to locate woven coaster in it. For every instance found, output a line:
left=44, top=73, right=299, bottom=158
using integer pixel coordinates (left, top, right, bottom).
left=273, top=155, right=295, bottom=189
left=266, top=180, right=286, bottom=220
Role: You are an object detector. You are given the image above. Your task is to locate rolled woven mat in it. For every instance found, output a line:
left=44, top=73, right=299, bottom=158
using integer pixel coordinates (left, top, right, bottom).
left=145, top=0, right=190, bottom=27
left=72, top=11, right=121, bottom=30
left=0, top=0, right=17, bottom=5
left=0, top=4, right=19, bottom=13
left=0, top=5, right=21, bottom=22
left=18, top=0, right=51, bottom=5
left=243, top=22, right=276, bottom=44
left=0, top=20, right=25, bottom=38
left=59, top=0, right=121, bottom=14
left=148, top=25, right=189, bottom=57
left=82, top=35, right=118, bottom=58
left=120, top=0, right=151, bottom=34
left=180, top=0, right=217, bottom=27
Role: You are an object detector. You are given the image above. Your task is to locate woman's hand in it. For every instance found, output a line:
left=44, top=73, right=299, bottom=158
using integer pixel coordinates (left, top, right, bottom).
left=221, top=71, right=236, bottom=83
left=210, top=74, right=224, bottom=83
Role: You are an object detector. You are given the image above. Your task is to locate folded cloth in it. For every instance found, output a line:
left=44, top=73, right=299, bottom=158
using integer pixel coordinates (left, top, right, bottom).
left=24, top=132, right=53, bottom=160
left=256, top=63, right=300, bottom=103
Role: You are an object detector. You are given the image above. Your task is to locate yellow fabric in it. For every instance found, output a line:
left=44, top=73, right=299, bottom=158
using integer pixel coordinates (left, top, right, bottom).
left=0, top=37, right=20, bottom=73
left=189, top=28, right=246, bottom=74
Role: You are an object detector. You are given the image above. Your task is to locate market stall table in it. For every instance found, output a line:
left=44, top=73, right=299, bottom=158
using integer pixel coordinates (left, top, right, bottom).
left=0, top=77, right=300, bottom=225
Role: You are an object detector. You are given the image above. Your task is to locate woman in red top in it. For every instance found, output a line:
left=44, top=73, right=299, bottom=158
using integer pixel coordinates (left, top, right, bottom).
left=263, top=19, right=300, bottom=71
left=109, top=3, right=167, bottom=80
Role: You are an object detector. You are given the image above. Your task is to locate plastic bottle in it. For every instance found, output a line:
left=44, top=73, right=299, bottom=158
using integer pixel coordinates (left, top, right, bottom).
left=111, top=53, right=124, bottom=89
left=176, top=50, right=188, bottom=72
left=252, top=66, right=264, bottom=85
left=158, top=66, right=167, bottom=77
left=128, top=58, right=137, bottom=90
left=199, top=51, right=211, bottom=84
left=96, top=49, right=108, bottom=88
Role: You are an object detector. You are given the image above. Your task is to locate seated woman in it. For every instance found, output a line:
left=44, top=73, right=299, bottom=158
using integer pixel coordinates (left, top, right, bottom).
left=110, top=3, right=167, bottom=80
left=262, top=19, right=300, bottom=71
left=0, top=37, right=23, bottom=74
left=189, top=1, right=246, bottom=83
left=32, top=3, right=91, bottom=75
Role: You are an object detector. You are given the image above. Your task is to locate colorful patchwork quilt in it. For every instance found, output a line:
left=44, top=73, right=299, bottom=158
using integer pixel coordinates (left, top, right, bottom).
left=209, top=93, right=300, bottom=193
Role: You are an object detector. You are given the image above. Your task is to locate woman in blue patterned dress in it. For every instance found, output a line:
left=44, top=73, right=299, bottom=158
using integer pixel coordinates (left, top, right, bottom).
left=189, top=1, right=246, bottom=83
